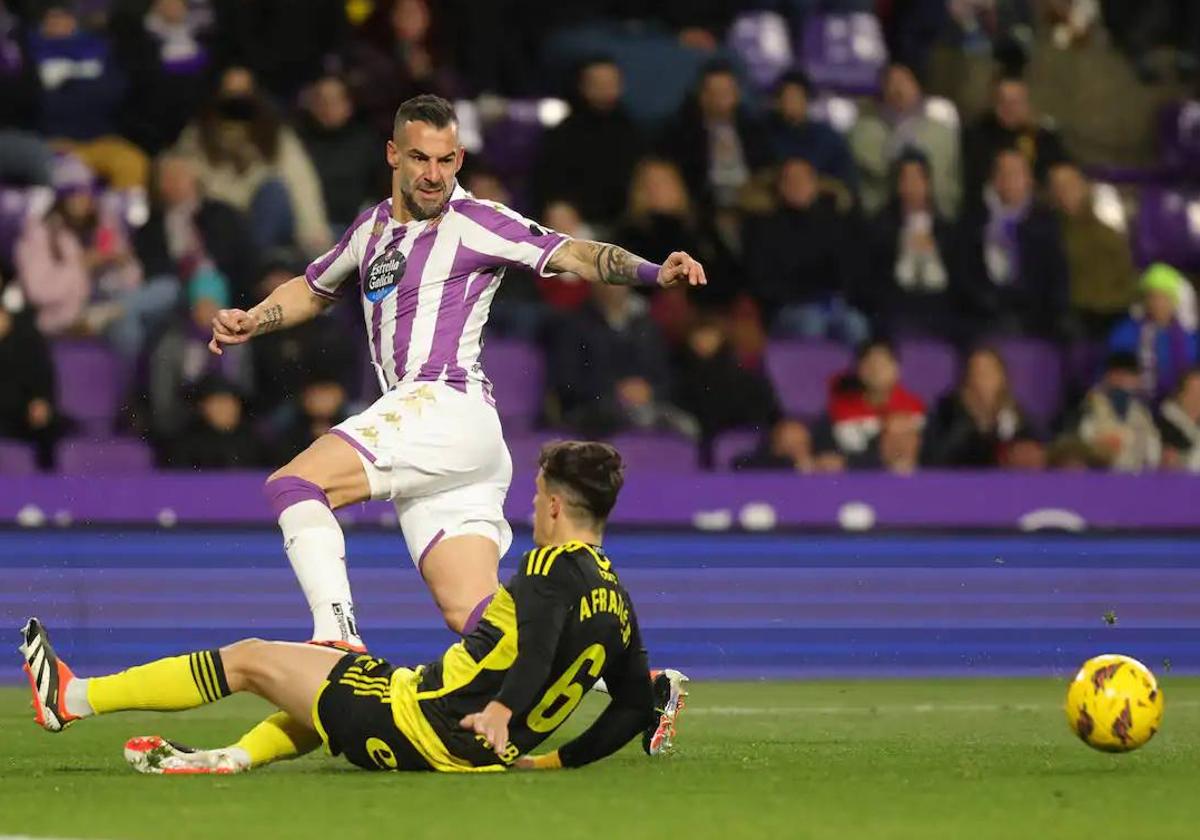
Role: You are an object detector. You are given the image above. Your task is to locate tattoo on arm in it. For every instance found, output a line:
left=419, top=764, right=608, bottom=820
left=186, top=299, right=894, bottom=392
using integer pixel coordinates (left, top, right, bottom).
left=565, top=240, right=644, bottom=285
left=253, top=304, right=284, bottom=335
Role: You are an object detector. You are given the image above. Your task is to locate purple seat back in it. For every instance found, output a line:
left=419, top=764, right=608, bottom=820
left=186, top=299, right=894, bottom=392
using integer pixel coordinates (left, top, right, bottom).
left=504, top=432, right=561, bottom=474
left=727, top=11, right=794, bottom=91
left=481, top=339, right=544, bottom=431
left=58, top=438, right=154, bottom=475
left=712, top=429, right=763, bottom=470
left=992, top=338, right=1064, bottom=428
left=800, top=12, right=887, bottom=96
left=1065, top=340, right=1106, bottom=394
left=52, top=339, right=119, bottom=435
left=0, top=440, right=37, bottom=475
left=606, top=432, right=697, bottom=472
left=481, top=100, right=546, bottom=182
left=1134, top=188, right=1200, bottom=271
left=765, top=341, right=852, bottom=419
left=897, top=339, right=959, bottom=406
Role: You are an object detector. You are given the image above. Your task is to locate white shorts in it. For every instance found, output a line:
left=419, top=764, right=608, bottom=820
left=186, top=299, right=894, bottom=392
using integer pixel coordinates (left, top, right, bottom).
left=331, top=382, right=513, bottom=567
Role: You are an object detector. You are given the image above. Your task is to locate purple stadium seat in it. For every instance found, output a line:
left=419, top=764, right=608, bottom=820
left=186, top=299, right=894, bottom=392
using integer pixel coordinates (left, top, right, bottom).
left=1134, top=188, right=1200, bottom=271
left=0, top=440, right=37, bottom=475
left=727, top=11, right=794, bottom=91
left=52, top=339, right=119, bottom=435
left=57, top=438, right=154, bottom=475
left=712, top=429, right=763, bottom=470
left=606, top=432, right=698, bottom=472
left=1065, top=340, right=1106, bottom=394
left=765, top=340, right=852, bottom=419
left=897, top=339, right=959, bottom=407
left=505, top=432, right=562, bottom=473
left=800, top=12, right=887, bottom=96
left=480, top=339, right=544, bottom=431
left=480, top=100, right=547, bottom=183
left=991, top=338, right=1064, bottom=429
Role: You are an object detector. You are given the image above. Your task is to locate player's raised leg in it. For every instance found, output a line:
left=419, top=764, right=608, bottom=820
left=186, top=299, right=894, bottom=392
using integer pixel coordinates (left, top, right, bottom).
left=265, top=433, right=373, bottom=652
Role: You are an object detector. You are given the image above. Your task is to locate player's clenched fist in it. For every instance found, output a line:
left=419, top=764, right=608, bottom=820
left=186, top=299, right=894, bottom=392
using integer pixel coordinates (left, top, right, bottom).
left=208, top=308, right=257, bottom=355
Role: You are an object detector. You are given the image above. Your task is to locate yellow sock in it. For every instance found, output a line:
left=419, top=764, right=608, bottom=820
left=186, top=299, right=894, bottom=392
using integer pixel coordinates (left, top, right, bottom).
left=87, top=650, right=231, bottom=714
left=234, top=712, right=322, bottom=767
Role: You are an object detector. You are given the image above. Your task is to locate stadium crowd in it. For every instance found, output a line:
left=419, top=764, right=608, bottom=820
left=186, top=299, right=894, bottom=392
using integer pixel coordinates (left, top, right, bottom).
left=1, top=0, right=1199, bottom=475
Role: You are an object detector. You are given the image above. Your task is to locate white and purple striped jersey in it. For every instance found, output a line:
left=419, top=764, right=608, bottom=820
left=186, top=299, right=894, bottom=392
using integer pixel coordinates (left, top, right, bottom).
left=304, top=183, right=568, bottom=394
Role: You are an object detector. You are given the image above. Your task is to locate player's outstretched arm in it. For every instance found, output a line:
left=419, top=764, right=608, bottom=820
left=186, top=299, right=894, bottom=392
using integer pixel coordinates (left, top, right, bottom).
left=208, top=276, right=332, bottom=355
left=545, top=240, right=707, bottom=289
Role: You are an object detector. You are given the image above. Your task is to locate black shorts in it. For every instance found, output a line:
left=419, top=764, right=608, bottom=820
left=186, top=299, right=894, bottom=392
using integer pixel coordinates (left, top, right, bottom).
left=314, top=654, right=432, bottom=772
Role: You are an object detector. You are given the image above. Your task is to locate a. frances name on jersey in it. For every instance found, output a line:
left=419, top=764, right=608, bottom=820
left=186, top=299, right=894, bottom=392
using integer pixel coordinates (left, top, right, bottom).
left=365, top=249, right=406, bottom=302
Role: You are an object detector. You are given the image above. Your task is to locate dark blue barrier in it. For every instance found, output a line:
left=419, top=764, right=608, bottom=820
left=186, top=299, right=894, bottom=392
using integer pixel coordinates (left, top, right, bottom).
left=3, top=528, right=1198, bottom=680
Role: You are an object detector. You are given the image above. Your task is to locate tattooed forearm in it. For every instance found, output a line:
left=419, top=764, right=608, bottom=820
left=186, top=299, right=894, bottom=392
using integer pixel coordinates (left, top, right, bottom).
left=253, top=304, right=285, bottom=335
left=551, top=239, right=650, bottom=285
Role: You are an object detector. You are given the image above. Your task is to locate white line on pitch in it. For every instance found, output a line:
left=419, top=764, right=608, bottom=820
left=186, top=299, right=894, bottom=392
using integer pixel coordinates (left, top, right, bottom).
left=691, top=700, right=1200, bottom=716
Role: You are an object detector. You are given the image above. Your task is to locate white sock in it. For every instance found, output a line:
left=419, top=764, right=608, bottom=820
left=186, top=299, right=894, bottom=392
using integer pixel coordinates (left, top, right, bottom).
left=593, top=678, right=609, bottom=695
left=65, top=677, right=94, bottom=717
left=279, top=500, right=362, bottom=647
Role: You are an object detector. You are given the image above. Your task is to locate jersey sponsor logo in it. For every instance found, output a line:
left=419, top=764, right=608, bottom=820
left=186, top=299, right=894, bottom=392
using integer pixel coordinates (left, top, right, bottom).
left=364, top=248, right=406, bottom=302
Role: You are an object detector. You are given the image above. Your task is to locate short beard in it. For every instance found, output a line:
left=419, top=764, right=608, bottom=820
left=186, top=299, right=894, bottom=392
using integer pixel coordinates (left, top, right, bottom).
left=401, top=187, right=444, bottom=221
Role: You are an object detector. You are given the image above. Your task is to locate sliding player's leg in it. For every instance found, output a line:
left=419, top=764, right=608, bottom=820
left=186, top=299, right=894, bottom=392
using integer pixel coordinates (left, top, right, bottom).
left=265, top=433, right=373, bottom=652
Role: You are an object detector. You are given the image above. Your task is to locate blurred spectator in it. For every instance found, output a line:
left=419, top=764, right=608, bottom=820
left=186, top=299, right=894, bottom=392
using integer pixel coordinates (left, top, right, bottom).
left=963, top=74, right=1068, bottom=207
left=271, top=369, right=350, bottom=463
left=962, top=148, right=1069, bottom=339
left=28, top=2, right=149, bottom=189
left=0, top=130, right=54, bottom=187
left=134, top=152, right=256, bottom=306
left=878, top=413, right=923, bottom=474
left=15, top=159, right=178, bottom=362
left=661, top=61, right=769, bottom=211
left=0, top=1, right=40, bottom=137
left=345, top=0, right=456, bottom=138
left=1047, top=162, right=1137, bottom=339
left=999, top=431, right=1047, bottom=470
left=249, top=252, right=357, bottom=415
left=764, top=72, right=857, bottom=192
left=296, top=74, right=378, bottom=234
left=945, top=0, right=1033, bottom=70
left=1074, top=351, right=1161, bottom=471
left=533, top=56, right=646, bottom=227
left=674, top=315, right=780, bottom=456
left=175, top=66, right=332, bottom=257
left=864, top=151, right=964, bottom=342
left=0, top=282, right=70, bottom=468
left=1103, top=0, right=1200, bottom=83
left=923, top=347, right=1039, bottom=467
left=547, top=283, right=698, bottom=439
left=850, top=62, right=961, bottom=219
left=217, top=0, right=348, bottom=101
left=461, top=161, right=509, bottom=203
left=614, top=157, right=737, bottom=303
left=1107, top=263, right=1198, bottom=402
left=534, top=200, right=593, bottom=313
left=168, top=373, right=263, bottom=469
left=744, top=157, right=868, bottom=344
left=820, top=340, right=926, bottom=469
left=732, top=418, right=847, bottom=473
left=114, top=0, right=215, bottom=154
left=1046, top=434, right=1099, bottom=470
left=1159, top=367, right=1200, bottom=471
left=148, top=262, right=253, bottom=441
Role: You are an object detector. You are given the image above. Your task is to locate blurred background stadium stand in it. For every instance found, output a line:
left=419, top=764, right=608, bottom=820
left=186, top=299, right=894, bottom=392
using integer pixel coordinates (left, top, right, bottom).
left=2, top=0, right=1200, bottom=680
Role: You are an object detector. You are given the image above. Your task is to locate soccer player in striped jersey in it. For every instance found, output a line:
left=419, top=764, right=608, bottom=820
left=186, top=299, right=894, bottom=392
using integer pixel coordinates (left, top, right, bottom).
left=19, top=442, right=687, bottom=773
left=207, top=94, right=705, bottom=662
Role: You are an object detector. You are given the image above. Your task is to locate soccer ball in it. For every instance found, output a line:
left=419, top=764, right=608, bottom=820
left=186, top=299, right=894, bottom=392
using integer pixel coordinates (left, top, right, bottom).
left=1065, top=654, right=1164, bottom=752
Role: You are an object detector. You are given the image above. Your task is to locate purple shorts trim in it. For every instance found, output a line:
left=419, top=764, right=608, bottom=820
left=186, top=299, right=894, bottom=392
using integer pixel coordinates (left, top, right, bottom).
left=330, top=429, right=378, bottom=465
left=263, top=476, right=329, bottom=518
left=461, top=593, right=495, bottom=635
left=417, top=528, right=446, bottom=569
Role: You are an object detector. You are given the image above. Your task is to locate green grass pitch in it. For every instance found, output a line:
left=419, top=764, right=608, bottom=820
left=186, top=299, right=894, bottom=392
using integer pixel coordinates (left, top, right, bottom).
left=3, top=678, right=1199, bottom=840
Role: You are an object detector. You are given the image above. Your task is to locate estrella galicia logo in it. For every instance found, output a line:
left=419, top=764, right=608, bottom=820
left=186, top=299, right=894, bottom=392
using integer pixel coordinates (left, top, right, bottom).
left=364, top=248, right=406, bottom=302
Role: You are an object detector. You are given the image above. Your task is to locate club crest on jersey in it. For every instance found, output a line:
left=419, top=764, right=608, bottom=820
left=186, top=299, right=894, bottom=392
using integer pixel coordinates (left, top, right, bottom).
left=364, top=249, right=405, bottom=302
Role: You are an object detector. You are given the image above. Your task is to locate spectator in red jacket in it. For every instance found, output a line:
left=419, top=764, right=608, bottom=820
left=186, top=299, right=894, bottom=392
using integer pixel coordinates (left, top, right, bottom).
left=816, top=339, right=926, bottom=469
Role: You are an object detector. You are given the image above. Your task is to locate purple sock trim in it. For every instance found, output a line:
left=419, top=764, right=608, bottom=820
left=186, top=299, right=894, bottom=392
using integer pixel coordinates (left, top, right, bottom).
left=264, top=476, right=329, bottom=519
left=636, top=262, right=661, bottom=286
left=330, top=429, right=378, bottom=464
left=462, top=593, right=494, bottom=635
left=417, top=528, right=446, bottom=569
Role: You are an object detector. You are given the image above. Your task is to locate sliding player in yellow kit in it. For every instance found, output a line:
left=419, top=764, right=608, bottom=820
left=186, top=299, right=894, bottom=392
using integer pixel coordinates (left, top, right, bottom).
left=19, top=441, right=686, bottom=773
